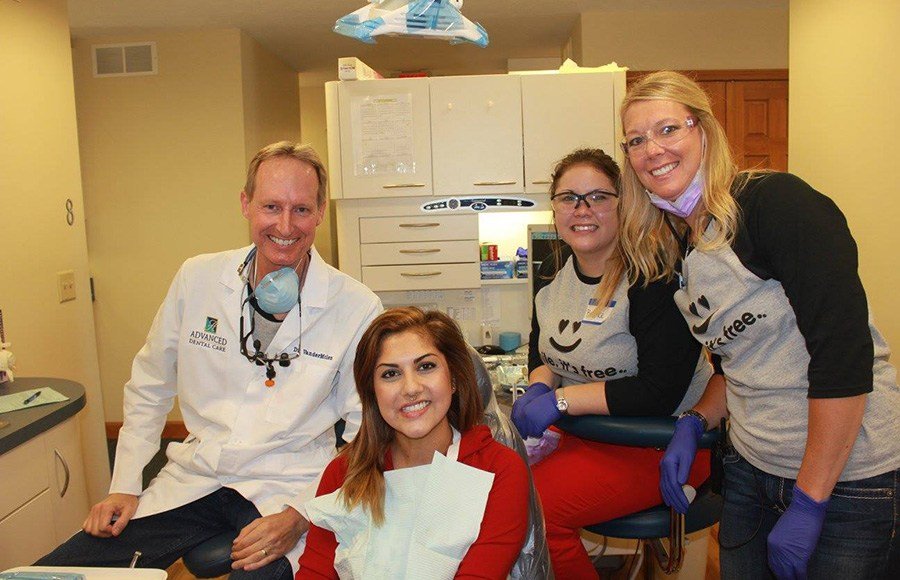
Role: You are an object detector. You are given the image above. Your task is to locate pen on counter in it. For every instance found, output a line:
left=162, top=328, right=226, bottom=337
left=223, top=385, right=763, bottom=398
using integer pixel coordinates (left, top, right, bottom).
left=22, top=390, right=41, bottom=405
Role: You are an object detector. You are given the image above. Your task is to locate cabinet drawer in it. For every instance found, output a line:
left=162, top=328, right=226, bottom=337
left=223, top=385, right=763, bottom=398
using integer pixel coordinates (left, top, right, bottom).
left=362, top=263, right=479, bottom=291
left=0, top=490, right=56, bottom=570
left=0, top=435, right=49, bottom=520
left=360, top=215, right=477, bottom=243
left=360, top=240, right=477, bottom=266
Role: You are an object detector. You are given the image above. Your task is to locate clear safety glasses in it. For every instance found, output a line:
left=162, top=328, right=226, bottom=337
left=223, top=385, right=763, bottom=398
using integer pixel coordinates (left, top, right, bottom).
left=621, top=116, right=699, bottom=156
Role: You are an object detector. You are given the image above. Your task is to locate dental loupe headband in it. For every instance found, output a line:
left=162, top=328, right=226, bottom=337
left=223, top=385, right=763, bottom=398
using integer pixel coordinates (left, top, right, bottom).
left=237, top=248, right=301, bottom=385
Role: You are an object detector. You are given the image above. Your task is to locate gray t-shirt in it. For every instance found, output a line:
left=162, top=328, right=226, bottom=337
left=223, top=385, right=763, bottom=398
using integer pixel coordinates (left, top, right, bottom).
left=530, top=254, right=710, bottom=416
left=676, top=173, right=900, bottom=480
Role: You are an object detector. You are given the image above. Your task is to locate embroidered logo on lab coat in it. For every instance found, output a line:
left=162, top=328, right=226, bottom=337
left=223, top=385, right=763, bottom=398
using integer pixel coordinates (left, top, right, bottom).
left=189, top=317, right=228, bottom=353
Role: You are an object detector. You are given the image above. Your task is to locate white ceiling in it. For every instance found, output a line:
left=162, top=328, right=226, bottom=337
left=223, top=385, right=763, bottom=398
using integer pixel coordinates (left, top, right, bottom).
left=67, top=1, right=787, bottom=83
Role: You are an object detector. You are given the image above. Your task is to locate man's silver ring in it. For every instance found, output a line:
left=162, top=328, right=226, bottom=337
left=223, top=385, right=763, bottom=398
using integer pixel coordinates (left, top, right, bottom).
left=261, top=548, right=268, bottom=557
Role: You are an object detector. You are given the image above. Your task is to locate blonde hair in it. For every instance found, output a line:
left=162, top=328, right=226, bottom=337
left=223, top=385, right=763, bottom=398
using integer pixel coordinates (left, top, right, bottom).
left=618, top=71, right=744, bottom=283
left=244, top=141, right=328, bottom=206
left=340, top=307, right=483, bottom=525
left=547, top=148, right=625, bottom=315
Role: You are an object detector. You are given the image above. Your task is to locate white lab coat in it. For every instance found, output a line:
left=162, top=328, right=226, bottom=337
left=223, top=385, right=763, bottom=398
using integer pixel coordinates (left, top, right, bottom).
left=109, top=246, right=382, bottom=572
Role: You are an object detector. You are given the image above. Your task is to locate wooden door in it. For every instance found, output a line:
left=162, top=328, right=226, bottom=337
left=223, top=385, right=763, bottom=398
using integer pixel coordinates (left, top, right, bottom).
left=726, top=80, right=789, bottom=171
left=697, top=81, right=728, bottom=133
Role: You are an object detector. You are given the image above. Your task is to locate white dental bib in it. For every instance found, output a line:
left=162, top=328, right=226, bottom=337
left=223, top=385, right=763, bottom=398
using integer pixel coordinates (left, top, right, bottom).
left=305, top=428, right=495, bottom=579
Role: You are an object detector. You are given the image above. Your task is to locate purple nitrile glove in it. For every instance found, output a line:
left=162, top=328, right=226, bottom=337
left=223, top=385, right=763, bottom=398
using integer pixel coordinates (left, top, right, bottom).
left=767, top=484, right=829, bottom=580
left=511, top=382, right=550, bottom=430
left=514, top=390, right=562, bottom=439
left=659, top=413, right=704, bottom=514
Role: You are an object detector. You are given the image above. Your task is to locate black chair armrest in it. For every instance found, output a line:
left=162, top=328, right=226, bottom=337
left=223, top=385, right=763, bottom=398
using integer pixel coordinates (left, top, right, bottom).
left=556, top=415, right=720, bottom=449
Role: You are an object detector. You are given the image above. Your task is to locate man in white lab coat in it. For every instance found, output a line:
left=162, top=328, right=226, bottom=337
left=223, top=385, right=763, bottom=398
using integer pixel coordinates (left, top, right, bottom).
left=37, top=142, right=383, bottom=578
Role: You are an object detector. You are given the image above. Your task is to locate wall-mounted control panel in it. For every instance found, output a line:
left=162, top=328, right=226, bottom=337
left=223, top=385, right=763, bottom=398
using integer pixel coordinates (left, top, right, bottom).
left=421, top=196, right=536, bottom=213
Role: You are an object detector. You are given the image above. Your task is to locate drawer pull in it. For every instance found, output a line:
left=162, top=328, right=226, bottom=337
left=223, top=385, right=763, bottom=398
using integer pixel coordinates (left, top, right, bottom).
left=399, top=249, right=441, bottom=254
left=401, top=271, right=442, bottom=277
left=532, top=180, right=551, bottom=185
left=383, top=183, right=426, bottom=189
left=54, top=448, right=70, bottom=497
left=473, top=180, right=517, bottom=186
left=398, top=222, right=440, bottom=228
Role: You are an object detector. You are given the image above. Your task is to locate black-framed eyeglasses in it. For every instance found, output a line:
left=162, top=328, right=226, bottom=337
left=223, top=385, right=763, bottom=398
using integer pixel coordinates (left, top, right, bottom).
left=621, top=116, right=699, bottom=156
left=550, top=189, right=619, bottom=212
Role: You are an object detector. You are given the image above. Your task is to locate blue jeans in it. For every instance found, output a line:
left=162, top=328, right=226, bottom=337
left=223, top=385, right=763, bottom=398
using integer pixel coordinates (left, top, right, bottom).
left=718, top=449, right=899, bottom=579
left=35, top=487, right=293, bottom=580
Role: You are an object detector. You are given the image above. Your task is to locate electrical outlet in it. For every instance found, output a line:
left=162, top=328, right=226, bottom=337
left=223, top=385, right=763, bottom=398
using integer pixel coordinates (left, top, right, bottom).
left=58, top=270, right=76, bottom=302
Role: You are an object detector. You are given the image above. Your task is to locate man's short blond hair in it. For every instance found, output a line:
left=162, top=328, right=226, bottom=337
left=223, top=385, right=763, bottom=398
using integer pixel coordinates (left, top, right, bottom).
left=244, top=141, right=328, bottom=206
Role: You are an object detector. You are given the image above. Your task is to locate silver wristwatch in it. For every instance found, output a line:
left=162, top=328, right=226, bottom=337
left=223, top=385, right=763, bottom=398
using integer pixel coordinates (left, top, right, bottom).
left=555, top=388, right=569, bottom=414
left=678, top=409, right=708, bottom=432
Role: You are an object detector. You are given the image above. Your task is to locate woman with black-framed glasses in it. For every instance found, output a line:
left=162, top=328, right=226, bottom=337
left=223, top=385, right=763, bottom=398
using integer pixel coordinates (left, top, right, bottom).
left=618, top=71, right=900, bottom=580
left=511, top=147, right=713, bottom=579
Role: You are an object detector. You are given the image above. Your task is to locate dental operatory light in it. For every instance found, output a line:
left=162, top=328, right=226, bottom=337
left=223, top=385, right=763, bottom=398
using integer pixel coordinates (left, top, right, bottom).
left=334, top=0, right=489, bottom=47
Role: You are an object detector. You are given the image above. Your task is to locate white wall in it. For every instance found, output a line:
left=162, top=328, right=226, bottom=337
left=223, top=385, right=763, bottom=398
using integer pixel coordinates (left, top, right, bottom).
left=73, top=29, right=300, bottom=423
left=574, top=6, right=788, bottom=70
left=789, top=0, right=900, bottom=349
left=0, top=0, right=109, bottom=503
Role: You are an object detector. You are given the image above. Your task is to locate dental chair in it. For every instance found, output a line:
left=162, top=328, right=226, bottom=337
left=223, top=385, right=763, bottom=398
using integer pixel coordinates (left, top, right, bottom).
left=469, top=346, right=553, bottom=580
left=183, top=349, right=552, bottom=579
left=556, top=415, right=722, bottom=578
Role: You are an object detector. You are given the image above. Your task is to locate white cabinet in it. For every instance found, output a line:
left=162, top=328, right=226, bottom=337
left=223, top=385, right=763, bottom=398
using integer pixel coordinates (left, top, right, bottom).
left=0, top=416, right=89, bottom=569
left=336, top=77, right=433, bottom=199
left=430, top=75, right=524, bottom=196
left=522, top=73, right=624, bottom=194
left=357, top=213, right=480, bottom=291
left=44, top=418, right=91, bottom=544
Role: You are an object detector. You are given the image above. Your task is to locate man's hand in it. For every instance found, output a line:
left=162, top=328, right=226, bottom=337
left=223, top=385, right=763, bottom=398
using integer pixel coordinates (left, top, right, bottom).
left=83, top=493, right=139, bottom=538
left=231, top=506, right=309, bottom=571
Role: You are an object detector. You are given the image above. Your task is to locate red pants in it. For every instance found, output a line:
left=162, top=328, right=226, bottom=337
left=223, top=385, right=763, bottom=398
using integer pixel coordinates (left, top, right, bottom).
left=532, top=433, right=711, bottom=579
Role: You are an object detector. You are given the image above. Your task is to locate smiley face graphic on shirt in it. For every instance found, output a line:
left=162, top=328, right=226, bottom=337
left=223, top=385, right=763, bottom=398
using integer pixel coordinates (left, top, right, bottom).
left=549, top=319, right=582, bottom=353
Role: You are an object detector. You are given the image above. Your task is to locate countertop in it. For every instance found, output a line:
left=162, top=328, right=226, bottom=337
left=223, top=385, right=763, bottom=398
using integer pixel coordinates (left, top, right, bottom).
left=0, top=377, right=86, bottom=455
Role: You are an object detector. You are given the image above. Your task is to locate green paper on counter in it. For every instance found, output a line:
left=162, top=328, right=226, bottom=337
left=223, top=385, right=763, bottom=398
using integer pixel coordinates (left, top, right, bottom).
left=0, top=387, right=70, bottom=414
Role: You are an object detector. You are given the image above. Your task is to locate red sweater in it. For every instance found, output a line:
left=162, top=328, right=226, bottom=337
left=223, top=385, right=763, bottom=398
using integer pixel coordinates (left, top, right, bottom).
left=296, top=425, right=530, bottom=580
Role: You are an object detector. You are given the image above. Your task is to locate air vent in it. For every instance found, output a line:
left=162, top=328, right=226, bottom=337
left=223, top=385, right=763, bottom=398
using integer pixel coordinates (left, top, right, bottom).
left=92, top=42, right=157, bottom=77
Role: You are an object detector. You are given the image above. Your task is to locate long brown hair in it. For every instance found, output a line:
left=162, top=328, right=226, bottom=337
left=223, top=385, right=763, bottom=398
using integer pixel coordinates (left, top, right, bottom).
left=548, top=148, right=625, bottom=315
left=340, top=307, right=483, bottom=525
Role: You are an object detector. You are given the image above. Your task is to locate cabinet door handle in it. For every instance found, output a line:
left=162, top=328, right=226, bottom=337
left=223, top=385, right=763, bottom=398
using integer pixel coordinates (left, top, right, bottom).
left=398, top=222, right=440, bottom=228
left=383, top=183, right=426, bottom=189
left=400, top=271, right=442, bottom=277
left=473, top=180, right=517, bottom=186
left=54, top=448, right=70, bottom=497
left=399, top=249, right=441, bottom=254
left=532, top=180, right=551, bottom=185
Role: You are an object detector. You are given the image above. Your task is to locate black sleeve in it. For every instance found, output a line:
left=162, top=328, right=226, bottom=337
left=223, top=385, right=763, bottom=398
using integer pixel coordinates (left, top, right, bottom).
left=527, top=253, right=564, bottom=374
left=604, top=277, right=704, bottom=416
left=527, top=299, right=542, bottom=373
left=739, top=173, right=873, bottom=398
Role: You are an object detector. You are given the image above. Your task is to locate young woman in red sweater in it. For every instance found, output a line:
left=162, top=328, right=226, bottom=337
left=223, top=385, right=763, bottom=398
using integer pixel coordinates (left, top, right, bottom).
left=296, top=307, right=529, bottom=579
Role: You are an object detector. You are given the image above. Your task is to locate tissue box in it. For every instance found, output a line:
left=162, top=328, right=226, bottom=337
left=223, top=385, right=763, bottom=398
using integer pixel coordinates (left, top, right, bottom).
left=480, top=260, right=513, bottom=279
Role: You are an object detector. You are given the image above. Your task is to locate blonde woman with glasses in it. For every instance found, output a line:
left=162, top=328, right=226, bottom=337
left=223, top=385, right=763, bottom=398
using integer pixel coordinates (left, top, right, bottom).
left=511, top=148, right=712, bottom=579
left=618, top=71, right=900, bottom=580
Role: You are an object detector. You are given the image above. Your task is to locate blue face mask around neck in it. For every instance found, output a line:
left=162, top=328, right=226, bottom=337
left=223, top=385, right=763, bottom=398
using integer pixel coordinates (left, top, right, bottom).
left=254, top=267, right=300, bottom=314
